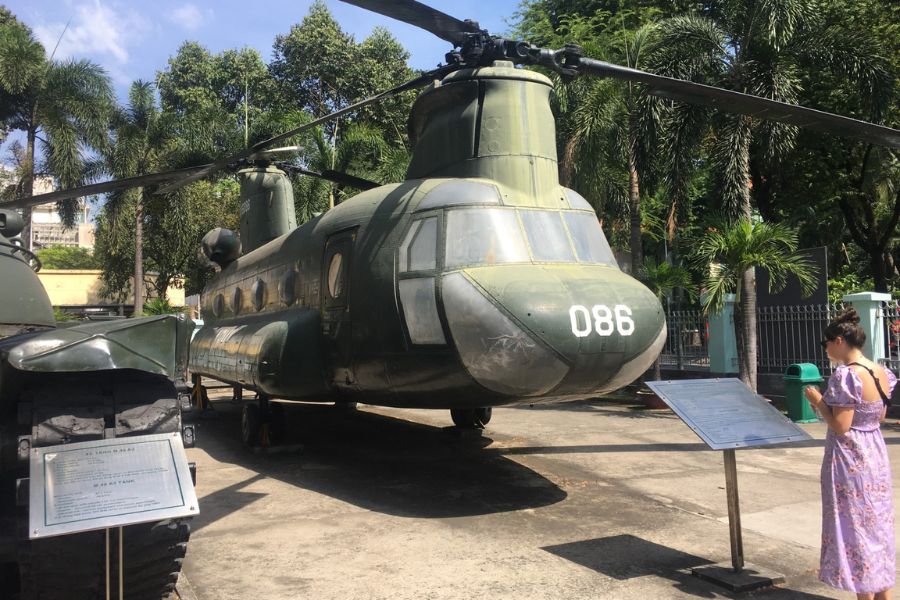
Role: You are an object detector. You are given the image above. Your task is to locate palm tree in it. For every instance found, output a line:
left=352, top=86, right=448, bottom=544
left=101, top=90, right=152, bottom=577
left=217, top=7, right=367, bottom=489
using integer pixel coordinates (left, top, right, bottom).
left=637, top=257, right=695, bottom=380
left=646, top=3, right=889, bottom=388
left=693, top=218, right=818, bottom=391
left=569, top=23, right=660, bottom=273
left=101, top=81, right=174, bottom=315
left=0, top=18, right=113, bottom=246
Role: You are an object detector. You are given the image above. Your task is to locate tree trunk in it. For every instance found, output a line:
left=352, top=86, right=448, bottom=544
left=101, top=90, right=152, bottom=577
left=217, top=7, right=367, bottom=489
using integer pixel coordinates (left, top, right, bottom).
left=22, top=125, right=37, bottom=250
left=133, top=194, right=144, bottom=317
left=736, top=137, right=757, bottom=392
left=741, top=268, right=758, bottom=391
left=559, top=136, right=577, bottom=188
left=628, top=146, right=642, bottom=274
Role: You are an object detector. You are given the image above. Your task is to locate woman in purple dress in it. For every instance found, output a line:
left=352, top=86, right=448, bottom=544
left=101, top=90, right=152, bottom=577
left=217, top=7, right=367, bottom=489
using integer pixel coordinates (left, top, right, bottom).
left=805, top=308, right=897, bottom=600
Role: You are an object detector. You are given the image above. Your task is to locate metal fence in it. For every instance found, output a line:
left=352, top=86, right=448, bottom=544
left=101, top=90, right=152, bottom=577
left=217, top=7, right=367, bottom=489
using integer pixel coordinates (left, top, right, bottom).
left=662, top=300, right=900, bottom=375
left=878, top=300, right=900, bottom=372
left=659, top=308, right=709, bottom=369
left=756, top=303, right=845, bottom=375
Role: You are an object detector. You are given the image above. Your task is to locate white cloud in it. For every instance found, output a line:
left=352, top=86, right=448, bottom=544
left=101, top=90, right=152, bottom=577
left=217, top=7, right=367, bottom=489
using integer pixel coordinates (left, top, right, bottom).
left=33, top=1, right=149, bottom=64
left=167, top=4, right=211, bottom=31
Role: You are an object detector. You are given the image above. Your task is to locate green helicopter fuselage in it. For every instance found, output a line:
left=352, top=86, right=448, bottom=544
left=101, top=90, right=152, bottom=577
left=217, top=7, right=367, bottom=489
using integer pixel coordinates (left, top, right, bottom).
left=189, top=62, right=666, bottom=408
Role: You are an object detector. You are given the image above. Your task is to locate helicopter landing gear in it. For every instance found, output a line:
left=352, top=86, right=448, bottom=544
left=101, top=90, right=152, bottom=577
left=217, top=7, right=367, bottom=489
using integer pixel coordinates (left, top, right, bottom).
left=191, top=374, right=210, bottom=411
left=241, top=395, right=286, bottom=447
left=450, top=407, right=492, bottom=429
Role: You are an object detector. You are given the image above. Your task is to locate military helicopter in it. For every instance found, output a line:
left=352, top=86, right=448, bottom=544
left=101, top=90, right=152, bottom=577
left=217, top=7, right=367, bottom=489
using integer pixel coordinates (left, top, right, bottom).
left=8, top=0, right=900, bottom=447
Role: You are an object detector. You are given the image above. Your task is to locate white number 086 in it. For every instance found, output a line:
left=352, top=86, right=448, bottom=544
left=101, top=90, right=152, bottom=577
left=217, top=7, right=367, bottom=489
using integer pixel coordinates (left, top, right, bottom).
left=569, top=304, right=635, bottom=337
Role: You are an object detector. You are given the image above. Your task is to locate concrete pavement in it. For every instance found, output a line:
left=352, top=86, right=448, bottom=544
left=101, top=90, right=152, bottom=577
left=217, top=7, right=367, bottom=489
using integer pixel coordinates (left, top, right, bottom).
left=179, top=395, right=900, bottom=599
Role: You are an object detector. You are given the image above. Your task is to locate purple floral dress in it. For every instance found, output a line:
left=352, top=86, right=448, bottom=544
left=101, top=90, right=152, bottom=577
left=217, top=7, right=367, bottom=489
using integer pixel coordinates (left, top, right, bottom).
left=819, top=364, right=897, bottom=593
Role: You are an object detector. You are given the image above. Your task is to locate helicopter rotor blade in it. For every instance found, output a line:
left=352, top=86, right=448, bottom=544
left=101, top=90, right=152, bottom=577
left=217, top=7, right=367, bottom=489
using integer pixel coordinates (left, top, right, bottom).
left=279, top=164, right=381, bottom=191
left=4, top=165, right=212, bottom=210
left=155, top=68, right=442, bottom=195
left=339, top=0, right=482, bottom=46
left=247, top=145, right=304, bottom=160
left=575, top=57, right=900, bottom=149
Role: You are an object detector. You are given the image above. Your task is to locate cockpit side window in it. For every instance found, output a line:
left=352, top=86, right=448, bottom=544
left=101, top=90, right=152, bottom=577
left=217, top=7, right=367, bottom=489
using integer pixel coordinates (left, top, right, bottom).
left=400, top=216, right=438, bottom=273
left=398, top=215, right=446, bottom=345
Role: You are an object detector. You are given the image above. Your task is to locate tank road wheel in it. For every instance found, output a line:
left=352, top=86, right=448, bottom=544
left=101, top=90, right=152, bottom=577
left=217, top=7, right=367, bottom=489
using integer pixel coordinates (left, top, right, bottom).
left=450, top=407, right=492, bottom=429
left=241, top=402, right=262, bottom=447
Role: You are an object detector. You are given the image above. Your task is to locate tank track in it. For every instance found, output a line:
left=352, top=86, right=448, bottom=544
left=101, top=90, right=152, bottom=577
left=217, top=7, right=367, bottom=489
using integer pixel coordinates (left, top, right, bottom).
left=6, top=370, right=195, bottom=600
left=17, top=519, right=190, bottom=600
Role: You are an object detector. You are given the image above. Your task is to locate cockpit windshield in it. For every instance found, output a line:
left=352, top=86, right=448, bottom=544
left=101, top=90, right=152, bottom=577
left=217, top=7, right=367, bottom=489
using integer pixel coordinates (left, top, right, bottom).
left=442, top=207, right=617, bottom=269
left=445, top=209, right=530, bottom=268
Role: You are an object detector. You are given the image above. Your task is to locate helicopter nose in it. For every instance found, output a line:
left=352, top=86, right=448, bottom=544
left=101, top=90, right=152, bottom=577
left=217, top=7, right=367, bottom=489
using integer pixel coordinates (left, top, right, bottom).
left=442, top=265, right=666, bottom=398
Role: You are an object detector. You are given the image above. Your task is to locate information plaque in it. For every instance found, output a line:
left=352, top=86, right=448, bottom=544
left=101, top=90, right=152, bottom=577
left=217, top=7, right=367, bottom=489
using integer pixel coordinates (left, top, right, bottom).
left=644, top=378, right=812, bottom=450
left=29, top=432, right=198, bottom=539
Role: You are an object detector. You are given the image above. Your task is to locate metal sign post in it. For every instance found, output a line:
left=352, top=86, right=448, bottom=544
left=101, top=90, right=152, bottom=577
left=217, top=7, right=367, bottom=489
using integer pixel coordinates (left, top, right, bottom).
left=723, top=449, right=743, bottom=573
left=645, top=379, right=812, bottom=592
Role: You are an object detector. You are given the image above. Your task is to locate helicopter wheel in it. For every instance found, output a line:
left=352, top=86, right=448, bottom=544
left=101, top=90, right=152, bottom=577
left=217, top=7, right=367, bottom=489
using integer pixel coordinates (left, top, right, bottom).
left=450, top=407, right=492, bottom=429
left=241, top=403, right=262, bottom=446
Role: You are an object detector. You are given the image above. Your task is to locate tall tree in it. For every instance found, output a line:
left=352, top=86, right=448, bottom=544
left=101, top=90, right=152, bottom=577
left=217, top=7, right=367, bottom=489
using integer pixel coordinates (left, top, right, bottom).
left=98, top=80, right=173, bottom=314
left=647, top=1, right=892, bottom=381
left=0, top=12, right=113, bottom=247
left=271, top=2, right=416, bottom=209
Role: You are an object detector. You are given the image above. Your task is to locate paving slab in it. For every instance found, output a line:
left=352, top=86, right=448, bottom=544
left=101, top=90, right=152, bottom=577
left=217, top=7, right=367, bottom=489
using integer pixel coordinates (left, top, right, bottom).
left=181, top=396, right=900, bottom=599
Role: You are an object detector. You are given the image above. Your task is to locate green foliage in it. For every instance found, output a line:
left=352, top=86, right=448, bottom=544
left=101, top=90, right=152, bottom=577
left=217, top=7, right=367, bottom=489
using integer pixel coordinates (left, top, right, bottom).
left=0, top=9, right=114, bottom=227
left=828, top=267, right=876, bottom=304
left=637, top=258, right=696, bottom=303
left=143, top=297, right=182, bottom=315
left=35, top=245, right=98, bottom=269
left=694, top=219, right=819, bottom=314
left=52, top=306, right=77, bottom=322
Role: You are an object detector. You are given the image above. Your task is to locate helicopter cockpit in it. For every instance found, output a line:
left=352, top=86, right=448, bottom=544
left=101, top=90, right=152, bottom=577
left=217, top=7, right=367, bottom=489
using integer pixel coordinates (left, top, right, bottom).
left=394, top=182, right=654, bottom=398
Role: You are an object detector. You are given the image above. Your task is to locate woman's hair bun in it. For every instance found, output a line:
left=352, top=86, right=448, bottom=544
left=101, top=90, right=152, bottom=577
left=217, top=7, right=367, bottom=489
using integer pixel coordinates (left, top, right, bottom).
left=834, top=307, right=861, bottom=326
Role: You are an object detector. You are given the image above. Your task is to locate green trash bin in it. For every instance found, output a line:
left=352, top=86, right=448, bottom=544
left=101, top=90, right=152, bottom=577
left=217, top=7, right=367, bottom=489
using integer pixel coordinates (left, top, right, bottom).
left=784, top=363, right=824, bottom=423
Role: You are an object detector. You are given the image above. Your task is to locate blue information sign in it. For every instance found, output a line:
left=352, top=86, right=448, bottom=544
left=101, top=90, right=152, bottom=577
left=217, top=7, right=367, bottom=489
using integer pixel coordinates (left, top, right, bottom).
left=645, top=378, right=813, bottom=450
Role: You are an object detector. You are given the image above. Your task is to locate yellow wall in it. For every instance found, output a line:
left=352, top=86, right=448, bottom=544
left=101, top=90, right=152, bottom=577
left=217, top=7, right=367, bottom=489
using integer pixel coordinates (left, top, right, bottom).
left=37, top=270, right=185, bottom=306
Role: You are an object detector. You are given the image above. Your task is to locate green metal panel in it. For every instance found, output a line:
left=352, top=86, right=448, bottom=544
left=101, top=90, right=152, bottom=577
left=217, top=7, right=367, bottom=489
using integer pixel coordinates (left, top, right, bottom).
left=407, top=62, right=560, bottom=207
left=238, top=166, right=297, bottom=253
left=7, top=314, right=191, bottom=378
left=0, top=234, right=54, bottom=330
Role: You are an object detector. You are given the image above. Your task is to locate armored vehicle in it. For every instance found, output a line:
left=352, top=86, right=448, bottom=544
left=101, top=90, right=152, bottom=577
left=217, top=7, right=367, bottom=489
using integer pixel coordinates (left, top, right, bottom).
left=0, top=209, right=196, bottom=599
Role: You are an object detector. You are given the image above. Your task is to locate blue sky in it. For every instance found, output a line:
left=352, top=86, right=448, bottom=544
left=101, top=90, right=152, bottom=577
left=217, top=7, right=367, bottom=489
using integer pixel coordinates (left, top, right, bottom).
left=6, top=0, right=524, bottom=102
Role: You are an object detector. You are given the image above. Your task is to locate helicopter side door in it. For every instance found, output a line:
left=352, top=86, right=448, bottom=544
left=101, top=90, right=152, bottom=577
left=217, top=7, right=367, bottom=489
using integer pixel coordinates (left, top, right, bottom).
left=321, top=229, right=356, bottom=388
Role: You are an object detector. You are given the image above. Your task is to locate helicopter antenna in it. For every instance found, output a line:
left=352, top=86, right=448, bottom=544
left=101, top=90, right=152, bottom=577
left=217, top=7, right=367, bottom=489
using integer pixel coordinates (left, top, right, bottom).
left=47, top=18, right=71, bottom=61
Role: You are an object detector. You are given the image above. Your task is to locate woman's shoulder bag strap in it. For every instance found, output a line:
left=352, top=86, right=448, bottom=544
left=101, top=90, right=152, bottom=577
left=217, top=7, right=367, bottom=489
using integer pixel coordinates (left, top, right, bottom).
left=847, top=362, right=892, bottom=406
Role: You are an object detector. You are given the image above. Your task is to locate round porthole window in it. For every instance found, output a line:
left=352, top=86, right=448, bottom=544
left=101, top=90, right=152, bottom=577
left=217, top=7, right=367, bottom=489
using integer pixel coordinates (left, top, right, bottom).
left=212, top=293, right=225, bottom=318
left=279, top=270, right=296, bottom=306
left=231, top=287, right=243, bottom=314
left=251, top=279, right=266, bottom=312
left=327, top=253, right=344, bottom=299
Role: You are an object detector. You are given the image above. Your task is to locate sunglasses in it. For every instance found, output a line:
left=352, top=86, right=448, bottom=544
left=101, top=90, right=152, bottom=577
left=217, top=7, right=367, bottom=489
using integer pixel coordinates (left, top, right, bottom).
left=820, top=337, right=837, bottom=348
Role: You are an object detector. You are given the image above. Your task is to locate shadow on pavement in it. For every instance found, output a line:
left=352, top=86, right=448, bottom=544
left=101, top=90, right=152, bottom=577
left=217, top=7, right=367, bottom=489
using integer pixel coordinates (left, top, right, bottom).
left=192, top=400, right=567, bottom=531
left=543, top=534, right=835, bottom=599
